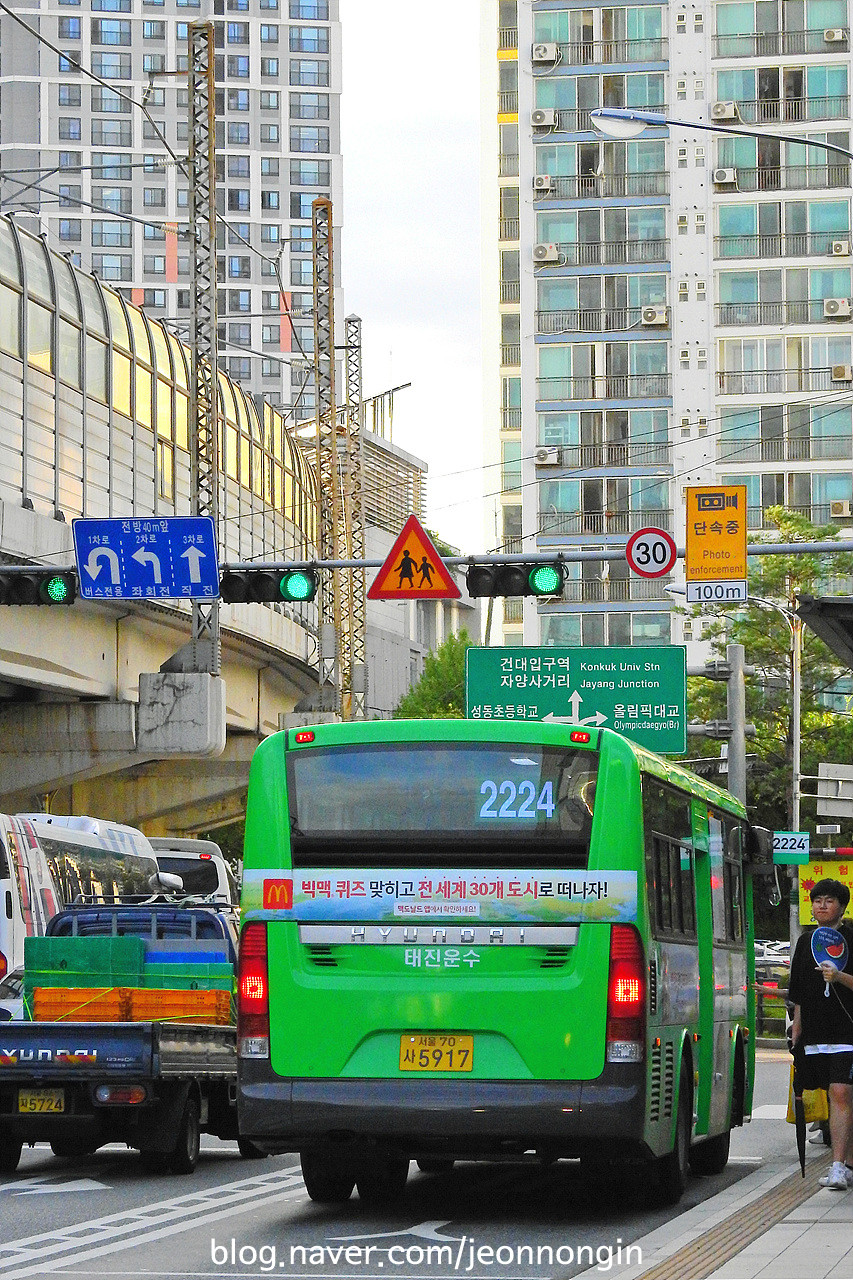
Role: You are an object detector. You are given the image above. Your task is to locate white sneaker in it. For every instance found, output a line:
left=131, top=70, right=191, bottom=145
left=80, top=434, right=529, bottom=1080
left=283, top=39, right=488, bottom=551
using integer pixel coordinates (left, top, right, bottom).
left=819, top=1161, right=851, bottom=1190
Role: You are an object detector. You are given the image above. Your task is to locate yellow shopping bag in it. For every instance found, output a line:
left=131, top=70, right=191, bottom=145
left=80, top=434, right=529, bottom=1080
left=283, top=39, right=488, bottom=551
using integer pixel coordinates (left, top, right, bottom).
left=786, top=1064, right=829, bottom=1124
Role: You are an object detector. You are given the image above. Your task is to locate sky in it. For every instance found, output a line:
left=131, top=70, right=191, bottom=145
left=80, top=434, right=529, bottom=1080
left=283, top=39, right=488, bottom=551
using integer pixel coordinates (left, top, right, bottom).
left=338, top=2, right=486, bottom=555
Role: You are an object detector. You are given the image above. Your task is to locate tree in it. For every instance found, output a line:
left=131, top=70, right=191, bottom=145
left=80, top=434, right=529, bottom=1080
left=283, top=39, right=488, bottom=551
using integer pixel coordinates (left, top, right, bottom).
left=393, top=628, right=474, bottom=719
left=682, top=507, right=853, bottom=836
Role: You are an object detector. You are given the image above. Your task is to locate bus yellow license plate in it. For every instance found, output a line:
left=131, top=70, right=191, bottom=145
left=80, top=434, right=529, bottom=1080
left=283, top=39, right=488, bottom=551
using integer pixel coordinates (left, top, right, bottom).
left=399, top=1034, right=473, bottom=1072
left=18, top=1089, right=64, bottom=1114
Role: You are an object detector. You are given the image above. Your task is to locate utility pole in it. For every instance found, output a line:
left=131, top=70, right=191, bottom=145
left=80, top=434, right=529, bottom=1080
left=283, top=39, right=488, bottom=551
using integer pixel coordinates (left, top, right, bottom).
left=312, top=196, right=342, bottom=713
left=187, top=21, right=219, bottom=674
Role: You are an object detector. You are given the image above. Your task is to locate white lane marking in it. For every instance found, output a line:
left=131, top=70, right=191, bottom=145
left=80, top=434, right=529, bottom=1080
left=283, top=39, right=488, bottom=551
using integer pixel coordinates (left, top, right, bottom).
left=0, top=1176, right=111, bottom=1196
left=0, top=1168, right=304, bottom=1278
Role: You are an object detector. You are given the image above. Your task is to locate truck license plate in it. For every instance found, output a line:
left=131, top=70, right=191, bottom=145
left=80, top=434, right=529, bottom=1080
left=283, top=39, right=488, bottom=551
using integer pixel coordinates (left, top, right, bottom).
left=18, top=1089, right=65, bottom=1114
left=399, top=1034, right=473, bottom=1072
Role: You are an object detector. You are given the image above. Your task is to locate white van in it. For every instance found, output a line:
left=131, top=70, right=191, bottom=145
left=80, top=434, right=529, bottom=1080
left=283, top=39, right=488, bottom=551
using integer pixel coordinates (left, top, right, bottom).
left=149, top=837, right=237, bottom=906
left=0, top=814, right=62, bottom=987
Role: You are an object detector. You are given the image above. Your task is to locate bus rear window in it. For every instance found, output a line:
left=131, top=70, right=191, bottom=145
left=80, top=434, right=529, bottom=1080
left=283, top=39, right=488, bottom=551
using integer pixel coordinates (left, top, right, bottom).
left=286, top=741, right=598, bottom=867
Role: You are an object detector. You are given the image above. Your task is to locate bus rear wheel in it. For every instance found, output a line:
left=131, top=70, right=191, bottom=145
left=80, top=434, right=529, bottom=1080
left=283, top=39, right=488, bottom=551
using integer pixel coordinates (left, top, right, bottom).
left=355, top=1156, right=410, bottom=1206
left=688, top=1128, right=731, bottom=1176
left=0, top=1135, right=22, bottom=1173
left=655, top=1063, right=691, bottom=1205
left=300, top=1152, right=355, bottom=1203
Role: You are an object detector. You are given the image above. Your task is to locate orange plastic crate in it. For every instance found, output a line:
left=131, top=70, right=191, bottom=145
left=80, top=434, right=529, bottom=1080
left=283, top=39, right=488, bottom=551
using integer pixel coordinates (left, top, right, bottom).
left=129, top=987, right=232, bottom=1025
left=32, top=987, right=132, bottom=1022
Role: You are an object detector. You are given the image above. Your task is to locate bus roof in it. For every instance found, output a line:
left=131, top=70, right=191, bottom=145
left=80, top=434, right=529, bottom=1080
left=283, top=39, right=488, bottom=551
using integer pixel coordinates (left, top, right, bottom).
left=22, top=814, right=157, bottom=861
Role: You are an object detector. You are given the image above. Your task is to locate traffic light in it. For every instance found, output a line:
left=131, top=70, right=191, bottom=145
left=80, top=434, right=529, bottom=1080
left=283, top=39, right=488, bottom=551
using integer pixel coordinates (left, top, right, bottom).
left=219, top=568, right=319, bottom=604
left=465, top=561, right=565, bottom=598
left=0, top=570, right=77, bottom=606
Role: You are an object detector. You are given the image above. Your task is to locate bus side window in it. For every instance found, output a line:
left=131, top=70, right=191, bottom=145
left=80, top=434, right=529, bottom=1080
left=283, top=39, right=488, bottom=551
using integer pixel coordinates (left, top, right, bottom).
left=0, top=836, right=9, bottom=878
left=642, top=776, right=697, bottom=940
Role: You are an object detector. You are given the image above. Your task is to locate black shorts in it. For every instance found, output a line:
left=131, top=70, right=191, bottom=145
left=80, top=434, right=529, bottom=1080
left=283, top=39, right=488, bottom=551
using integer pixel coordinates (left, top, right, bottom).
left=794, top=1048, right=853, bottom=1090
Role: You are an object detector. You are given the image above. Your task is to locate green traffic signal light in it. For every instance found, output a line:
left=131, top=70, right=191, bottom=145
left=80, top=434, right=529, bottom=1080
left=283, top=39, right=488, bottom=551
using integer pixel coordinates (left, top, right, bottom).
left=465, top=561, right=565, bottom=598
left=0, top=570, right=77, bottom=606
left=219, top=568, right=318, bottom=604
left=279, top=570, right=317, bottom=603
left=528, top=563, right=564, bottom=596
left=41, top=573, right=76, bottom=604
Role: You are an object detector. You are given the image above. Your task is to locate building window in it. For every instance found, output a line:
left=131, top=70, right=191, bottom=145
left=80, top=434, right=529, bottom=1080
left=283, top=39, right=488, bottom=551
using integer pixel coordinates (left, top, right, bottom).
left=92, top=119, right=132, bottom=146
left=228, top=357, right=252, bottom=380
left=95, top=187, right=132, bottom=213
left=227, top=21, right=249, bottom=41
left=227, top=88, right=250, bottom=110
left=290, top=91, right=329, bottom=119
left=289, top=58, right=329, bottom=86
left=94, top=153, right=132, bottom=179
left=262, top=291, right=280, bottom=310
left=290, top=159, right=329, bottom=185
left=262, top=359, right=278, bottom=377
left=92, top=253, right=131, bottom=280
left=92, top=52, right=132, bottom=78
left=91, top=18, right=131, bottom=43
left=143, top=224, right=165, bottom=240
left=59, top=118, right=82, bottom=140
left=262, top=323, right=279, bottom=344
left=227, top=55, right=250, bottom=77
left=259, top=90, right=280, bottom=109
left=290, top=26, right=328, bottom=52
left=229, top=322, right=251, bottom=344
left=228, top=122, right=250, bottom=144
left=260, top=57, right=280, bottom=76
left=143, top=187, right=166, bottom=206
left=290, top=224, right=312, bottom=251
left=228, top=256, right=251, bottom=278
left=261, top=156, right=280, bottom=177
left=228, top=155, right=251, bottom=177
left=59, top=184, right=82, bottom=206
left=228, top=189, right=251, bottom=211
left=92, top=219, right=131, bottom=246
left=290, top=192, right=314, bottom=218
left=260, top=24, right=278, bottom=41
left=59, top=219, right=81, bottom=241
left=144, top=255, right=166, bottom=274
left=92, top=86, right=129, bottom=111
left=290, top=0, right=328, bottom=15
left=228, top=290, right=251, bottom=312
left=58, top=85, right=82, bottom=106
left=59, top=151, right=82, bottom=170
left=290, top=124, right=329, bottom=152
left=260, top=124, right=280, bottom=143
left=58, top=17, right=81, bottom=37
left=143, top=20, right=165, bottom=37
left=260, top=189, right=280, bottom=210
left=290, top=258, right=312, bottom=286
left=142, top=52, right=166, bottom=72
left=260, top=224, right=281, bottom=243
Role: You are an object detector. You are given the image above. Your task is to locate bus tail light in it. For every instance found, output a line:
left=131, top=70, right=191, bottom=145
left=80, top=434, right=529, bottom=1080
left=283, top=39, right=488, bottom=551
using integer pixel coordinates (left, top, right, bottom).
left=238, top=923, right=269, bottom=1060
left=606, top=924, right=645, bottom=1064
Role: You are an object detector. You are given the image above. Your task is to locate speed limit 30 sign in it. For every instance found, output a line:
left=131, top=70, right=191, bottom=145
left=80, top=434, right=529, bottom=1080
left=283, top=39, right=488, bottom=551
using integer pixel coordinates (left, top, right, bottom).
left=625, top=528, right=678, bottom=579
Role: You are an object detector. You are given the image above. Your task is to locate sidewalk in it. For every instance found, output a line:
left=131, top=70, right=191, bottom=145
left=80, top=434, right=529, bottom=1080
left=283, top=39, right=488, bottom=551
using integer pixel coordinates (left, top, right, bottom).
left=576, top=1131, right=852, bottom=1280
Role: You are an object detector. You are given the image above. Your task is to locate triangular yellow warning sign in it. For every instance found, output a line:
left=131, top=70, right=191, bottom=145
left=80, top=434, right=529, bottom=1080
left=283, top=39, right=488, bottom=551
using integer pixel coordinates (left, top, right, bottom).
left=367, top=515, right=461, bottom=600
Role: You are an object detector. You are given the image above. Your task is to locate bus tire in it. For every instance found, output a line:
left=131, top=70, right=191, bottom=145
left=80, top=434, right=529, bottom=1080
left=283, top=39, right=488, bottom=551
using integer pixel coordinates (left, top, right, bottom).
left=416, top=1158, right=454, bottom=1174
left=300, top=1152, right=355, bottom=1203
left=688, top=1128, right=731, bottom=1176
left=50, top=1139, right=98, bottom=1160
left=355, top=1156, right=410, bottom=1206
left=169, top=1094, right=201, bottom=1175
left=139, top=1149, right=170, bottom=1173
left=0, top=1135, right=22, bottom=1173
left=655, top=1063, right=691, bottom=1205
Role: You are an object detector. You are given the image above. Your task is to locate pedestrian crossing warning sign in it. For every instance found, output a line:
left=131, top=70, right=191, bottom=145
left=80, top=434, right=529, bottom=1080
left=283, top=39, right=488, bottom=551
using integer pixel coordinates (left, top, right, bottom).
left=367, top=514, right=461, bottom=600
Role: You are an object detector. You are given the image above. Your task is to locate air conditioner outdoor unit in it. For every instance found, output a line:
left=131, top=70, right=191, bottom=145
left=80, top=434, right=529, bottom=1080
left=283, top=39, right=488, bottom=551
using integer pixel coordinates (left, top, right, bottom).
left=824, top=27, right=848, bottom=41
left=711, top=101, right=738, bottom=121
left=533, top=242, right=560, bottom=264
left=535, top=447, right=562, bottom=466
left=831, top=363, right=853, bottom=381
left=831, top=240, right=851, bottom=256
left=713, top=167, right=738, bottom=187
left=824, top=297, right=852, bottom=318
left=533, top=173, right=554, bottom=192
left=532, top=42, right=558, bottom=62
left=831, top=500, right=853, bottom=517
left=531, top=108, right=558, bottom=128
left=641, top=306, right=669, bottom=326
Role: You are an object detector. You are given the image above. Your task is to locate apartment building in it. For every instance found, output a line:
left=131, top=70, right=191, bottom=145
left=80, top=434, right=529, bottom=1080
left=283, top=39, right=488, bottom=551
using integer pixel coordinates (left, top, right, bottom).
left=0, top=0, right=342, bottom=418
left=484, top=0, right=853, bottom=647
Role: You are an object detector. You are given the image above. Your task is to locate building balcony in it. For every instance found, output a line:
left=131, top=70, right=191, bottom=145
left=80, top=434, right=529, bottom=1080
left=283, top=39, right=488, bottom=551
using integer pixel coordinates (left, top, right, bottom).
left=715, top=231, right=851, bottom=259
left=731, top=94, right=849, bottom=124
left=546, top=238, right=670, bottom=266
left=747, top=503, right=837, bottom=529
left=501, top=407, right=521, bottom=429
left=554, top=37, right=669, bottom=65
left=499, top=153, right=519, bottom=177
left=500, top=218, right=519, bottom=241
left=501, top=343, right=521, bottom=366
left=717, top=366, right=850, bottom=394
left=558, top=441, right=672, bottom=468
left=536, top=172, right=669, bottom=199
left=724, top=163, right=850, bottom=192
left=712, top=29, right=848, bottom=58
left=560, top=576, right=674, bottom=603
left=499, top=91, right=518, bottom=114
left=719, top=436, right=853, bottom=462
left=715, top=299, right=851, bottom=326
left=537, top=306, right=668, bottom=334
left=546, top=103, right=666, bottom=133
left=499, top=26, right=518, bottom=50
left=501, top=281, right=521, bottom=302
left=537, top=374, right=672, bottom=400
left=539, top=509, right=673, bottom=536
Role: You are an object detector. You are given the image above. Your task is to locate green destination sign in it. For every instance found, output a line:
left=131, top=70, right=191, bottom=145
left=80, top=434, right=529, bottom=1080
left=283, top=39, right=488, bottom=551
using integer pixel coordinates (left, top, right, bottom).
left=465, top=646, right=686, bottom=753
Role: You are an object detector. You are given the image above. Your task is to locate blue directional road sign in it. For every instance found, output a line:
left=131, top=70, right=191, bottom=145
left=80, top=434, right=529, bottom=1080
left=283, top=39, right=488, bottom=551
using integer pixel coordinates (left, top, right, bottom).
left=72, top=516, right=219, bottom=601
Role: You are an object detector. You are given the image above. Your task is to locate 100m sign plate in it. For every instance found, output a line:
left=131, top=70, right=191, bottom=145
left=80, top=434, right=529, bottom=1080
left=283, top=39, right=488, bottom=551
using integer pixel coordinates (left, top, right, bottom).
left=400, top=1034, right=473, bottom=1072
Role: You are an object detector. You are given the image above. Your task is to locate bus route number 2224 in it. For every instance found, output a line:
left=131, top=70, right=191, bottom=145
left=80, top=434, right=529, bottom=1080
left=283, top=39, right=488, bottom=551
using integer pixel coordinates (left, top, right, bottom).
left=478, top=779, right=555, bottom=820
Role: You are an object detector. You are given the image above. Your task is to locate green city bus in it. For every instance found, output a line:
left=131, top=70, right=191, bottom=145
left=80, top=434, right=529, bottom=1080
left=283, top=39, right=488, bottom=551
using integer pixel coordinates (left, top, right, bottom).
left=237, top=719, right=771, bottom=1205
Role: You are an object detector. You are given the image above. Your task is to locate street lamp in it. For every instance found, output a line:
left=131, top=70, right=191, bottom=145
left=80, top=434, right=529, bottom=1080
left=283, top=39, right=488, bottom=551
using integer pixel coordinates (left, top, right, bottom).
left=589, top=107, right=853, bottom=163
